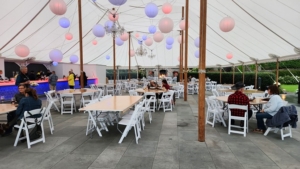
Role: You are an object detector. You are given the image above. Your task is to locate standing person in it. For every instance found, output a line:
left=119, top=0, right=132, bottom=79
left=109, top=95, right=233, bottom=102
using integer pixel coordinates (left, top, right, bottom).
left=46, top=70, right=52, bottom=76
left=48, top=71, right=58, bottom=91
left=0, top=70, right=3, bottom=80
left=0, top=84, right=26, bottom=136
left=15, top=66, right=30, bottom=88
left=79, top=71, right=88, bottom=88
left=253, top=85, right=284, bottom=133
left=68, top=71, right=75, bottom=89
left=228, top=82, right=253, bottom=126
left=28, top=71, right=36, bottom=80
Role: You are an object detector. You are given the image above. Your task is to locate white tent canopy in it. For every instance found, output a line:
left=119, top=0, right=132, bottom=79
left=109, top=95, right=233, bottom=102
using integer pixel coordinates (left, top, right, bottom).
left=0, top=0, right=299, bottom=68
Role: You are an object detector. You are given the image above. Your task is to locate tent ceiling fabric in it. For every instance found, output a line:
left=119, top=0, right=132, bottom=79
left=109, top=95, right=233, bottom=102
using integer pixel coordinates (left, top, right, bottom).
left=0, top=0, right=299, bottom=68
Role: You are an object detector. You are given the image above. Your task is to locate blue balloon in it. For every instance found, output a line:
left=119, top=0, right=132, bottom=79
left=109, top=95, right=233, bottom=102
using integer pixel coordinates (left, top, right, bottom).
left=108, top=0, right=127, bottom=6
left=142, top=35, right=147, bottom=41
left=148, top=25, right=156, bottom=34
left=138, top=39, right=143, bottom=45
left=166, top=37, right=174, bottom=45
left=59, top=17, right=70, bottom=28
left=92, top=24, right=105, bottom=37
left=194, top=50, right=199, bottom=58
left=194, top=37, right=200, bottom=48
left=53, top=62, right=58, bottom=66
left=70, top=55, right=78, bottom=63
left=106, top=55, right=110, bottom=60
left=105, top=20, right=114, bottom=30
left=166, top=44, right=172, bottom=50
left=92, top=0, right=96, bottom=2
left=145, top=3, right=158, bottom=18
left=115, top=37, right=124, bottom=46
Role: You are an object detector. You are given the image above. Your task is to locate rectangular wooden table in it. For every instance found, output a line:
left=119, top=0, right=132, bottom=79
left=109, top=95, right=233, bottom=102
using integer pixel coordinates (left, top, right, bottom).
left=0, top=104, right=17, bottom=115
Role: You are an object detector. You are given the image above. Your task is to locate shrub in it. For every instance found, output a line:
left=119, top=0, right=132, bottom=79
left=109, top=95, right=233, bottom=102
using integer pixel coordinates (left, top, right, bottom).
left=278, top=75, right=300, bottom=84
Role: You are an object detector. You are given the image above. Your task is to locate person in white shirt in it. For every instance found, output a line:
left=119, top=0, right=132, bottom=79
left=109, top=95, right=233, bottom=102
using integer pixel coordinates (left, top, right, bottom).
left=253, top=85, right=284, bottom=133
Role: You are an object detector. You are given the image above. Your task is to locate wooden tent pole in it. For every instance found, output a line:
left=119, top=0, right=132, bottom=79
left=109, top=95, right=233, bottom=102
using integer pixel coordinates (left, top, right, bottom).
left=276, top=59, right=279, bottom=86
left=198, top=0, right=207, bottom=142
left=78, top=0, right=84, bottom=88
left=113, top=36, right=116, bottom=87
left=255, top=62, right=258, bottom=88
left=184, top=0, right=189, bottom=101
left=232, top=66, right=235, bottom=84
left=242, top=64, right=245, bottom=83
left=180, top=6, right=184, bottom=82
left=128, top=32, right=131, bottom=80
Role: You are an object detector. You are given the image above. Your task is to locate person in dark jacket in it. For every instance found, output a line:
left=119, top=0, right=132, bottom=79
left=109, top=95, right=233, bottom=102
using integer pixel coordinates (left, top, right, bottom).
left=15, top=66, right=30, bottom=88
left=79, top=71, right=88, bottom=87
left=48, top=71, right=58, bottom=90
left=28, top=71, right=36, bottom=80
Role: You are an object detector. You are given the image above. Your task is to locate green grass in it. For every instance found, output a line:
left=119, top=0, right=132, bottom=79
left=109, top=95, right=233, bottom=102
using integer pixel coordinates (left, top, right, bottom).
left=281, top=84, right=298, bottom=93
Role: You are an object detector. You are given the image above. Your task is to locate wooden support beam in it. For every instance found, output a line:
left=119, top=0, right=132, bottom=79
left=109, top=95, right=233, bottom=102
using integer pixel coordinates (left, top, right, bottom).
left=184, top=0, right=189, bottom=101
left=78, top=0, right=84, bottom=89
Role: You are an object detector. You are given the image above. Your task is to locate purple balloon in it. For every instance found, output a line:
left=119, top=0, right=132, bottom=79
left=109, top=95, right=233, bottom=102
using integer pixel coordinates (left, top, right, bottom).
left=53, top=62, right=58, bottom=66
left=105, top=20, right=114, bottom=30
left=92, top=24, right=105, bottom=37
left=194, top=50, right=199, bottom=58
left=166, top=44, right=172, bottom=50
left=108, top=0, right=127, bottom=6
left=70, top=55, right=78, bottom=63
left=194, top=37, right=200, bottom=48
left=148, top=25, right=156, bottom=34
left=138, top=39, right=143, bottom=45
left=145, top=3, right=158, bottom=18
left=49, top=49, right=63, bottom=62
left=166, top=37, right=174, bottom=45
left=116, top=37, right=124, bottom=46
left=142, top=35, right=147, bottom=40
left=59, top=17, right=70, bottom=28
left=106, top=55, right=110, bottom=60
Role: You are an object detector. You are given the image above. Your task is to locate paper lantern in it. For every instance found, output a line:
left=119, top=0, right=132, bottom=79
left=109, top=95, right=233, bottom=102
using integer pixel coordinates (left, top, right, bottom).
left=148, top=25, right=156, bottom=34
left=226, top=53, right=233, bottom=59
left=106, top=55, right=110, bottom=60
left=108, top=12, right=119, bottom=22
left=65, top=33, right=73, bottom=40
left=70, top=55, right=78, bottom=63
left=59, top=17, right=70, bottom=28
left=53, top=62, right=58, bottom=66
left=120, top=32, right=129, bottom=41
left=135, top=32, right=140, bottom=38
left=49, top=49, right=63, bottom=62
left=130, top=49, right=135, bottom=57
left=162, top=2, right=172, bottom=14
left=220, top=17, right=235, bottom=32
left=116, top=37, right=124, bottom=46
left=92, top=40, right=97, bottom=45
left=177, top=35, right=185, bottom=44
left=194, top=50, right=199, bottom=58
left=142, top=35, right=147, bottom=41
left=49, top=0, right=67, bottom=15
left=179, top=20, right=190, bottom=30
left=153, top=31, right=164, bottom=42
left=92, top=24, right=105, bottom=37
left=15, top=44, right=30, bottom=57
left=194, top=37, right=200, bottom=48
left=166, top=44, right=172, bottom=50
left=166, top=37, right=174, bottom=45
left=108, top=0, right=127, bottom=6
left=145, top=3, right=158, bottom=18
left=145, top=37, right=153, bottom=46
left=159, top=17, right=174, bottom=33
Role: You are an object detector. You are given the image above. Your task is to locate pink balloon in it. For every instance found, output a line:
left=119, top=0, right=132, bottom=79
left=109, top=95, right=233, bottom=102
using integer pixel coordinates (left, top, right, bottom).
left=108, top=12, right=119, bottom=21
left=15, top=44, right=30, bottom=57
left=226, top=53, right=233, bottom=59
left=177, top=57, right=180, bottom=62
left=135, top=33, right=140, bottom=38
left=49, top=0, right=67, bottom=15
left=179, top=20, right=190, bottom=30
left=220, top=17, right=235, bottom=32
left=144, top=37, right=153, bottom=46
left=120, top=32, right=129, bottom=41
left=158, top=17, right=174, bottom=33
left=162, top=2, right=172, bottom=14
left=177, top=35, right=185, bottom=44
left=153, top=31, right=164, bottom=42
left=92, top=40, right=97, bottom=45
left=130, top=49, right=135, bottom=57
left=65, top=33, right=73, bottom=40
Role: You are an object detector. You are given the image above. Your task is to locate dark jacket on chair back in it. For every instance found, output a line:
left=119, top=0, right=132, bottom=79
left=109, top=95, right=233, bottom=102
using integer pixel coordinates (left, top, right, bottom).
left=266, top=105, right=298, bottom=128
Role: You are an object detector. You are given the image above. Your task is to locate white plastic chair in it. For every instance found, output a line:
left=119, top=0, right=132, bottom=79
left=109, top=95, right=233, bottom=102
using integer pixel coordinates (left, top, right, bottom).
left=158, top=91, right=174, bottom=112
left=14, top=108, right=46, bottom=149
left=228, top=104, right=248, bottom=137
left=205, top=98, right=227, bottom=128
left=60, top=93, right=75, bottom=115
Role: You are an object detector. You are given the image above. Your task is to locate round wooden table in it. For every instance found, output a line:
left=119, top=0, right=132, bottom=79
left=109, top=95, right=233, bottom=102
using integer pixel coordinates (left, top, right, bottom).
left=135, top=88, right=166, bottom=94
left=217, top=89, right=264, bottom=94
left=57, top=89, right=98, bottom=95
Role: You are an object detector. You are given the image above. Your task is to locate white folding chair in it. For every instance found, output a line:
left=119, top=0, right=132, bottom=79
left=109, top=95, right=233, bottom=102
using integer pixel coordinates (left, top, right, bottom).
left=14, top=108, right=46, bottom=149
left=106, top=85, right=114, bottom=95
left=158, top=91, right=174, bottom=112
left=187, top=84, right=194, bottom=95
left=60, top=93, right=75, bottom=115
left=206, top=82, right=212, bottom=91
left=225, top=92, right=234, bottom=96
left=205, top=98, right=227, bottom=128
left=45, top=91, right=60, bottom=112
left=212, top=89, right=219, bottom=97
left=144, top=92, right=157, bottom=112
left=115, top=83, right=122, bottom=95
left=129, top=90, right=138, bottom=96
left=44, top=101, right=55, bottom=134
left=228, top=104, right=248, bottom=137
left=80, top=92, right=94, bottom=108
left=251, top=93, right=265, bottom=98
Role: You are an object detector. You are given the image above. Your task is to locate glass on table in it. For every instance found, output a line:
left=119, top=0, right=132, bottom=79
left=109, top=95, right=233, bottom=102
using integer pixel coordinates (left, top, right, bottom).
left=0, top=96, right=4, bottom=103
left=11, top=97, right=15, bottom=104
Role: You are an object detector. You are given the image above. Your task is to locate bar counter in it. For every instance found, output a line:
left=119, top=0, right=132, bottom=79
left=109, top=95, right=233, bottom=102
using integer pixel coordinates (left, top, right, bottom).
left=0, top=78, right=97, bottom=101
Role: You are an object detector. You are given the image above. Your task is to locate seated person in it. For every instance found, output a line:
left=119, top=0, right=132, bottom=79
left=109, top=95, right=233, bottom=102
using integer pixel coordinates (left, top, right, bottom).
left=1, top=88, right=42, bottom=135
left=253, top=85, right=284, bottom=133
left=148, top=80, right=158, bottom=88
left=162, top=79, right=170, bottom=91
left=228, top=82, right=253, bottom=126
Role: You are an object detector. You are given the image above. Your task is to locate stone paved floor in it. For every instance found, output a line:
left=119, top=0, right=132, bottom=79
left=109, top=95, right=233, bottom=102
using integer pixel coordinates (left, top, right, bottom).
left=0, top=93, right=300, bottom=169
